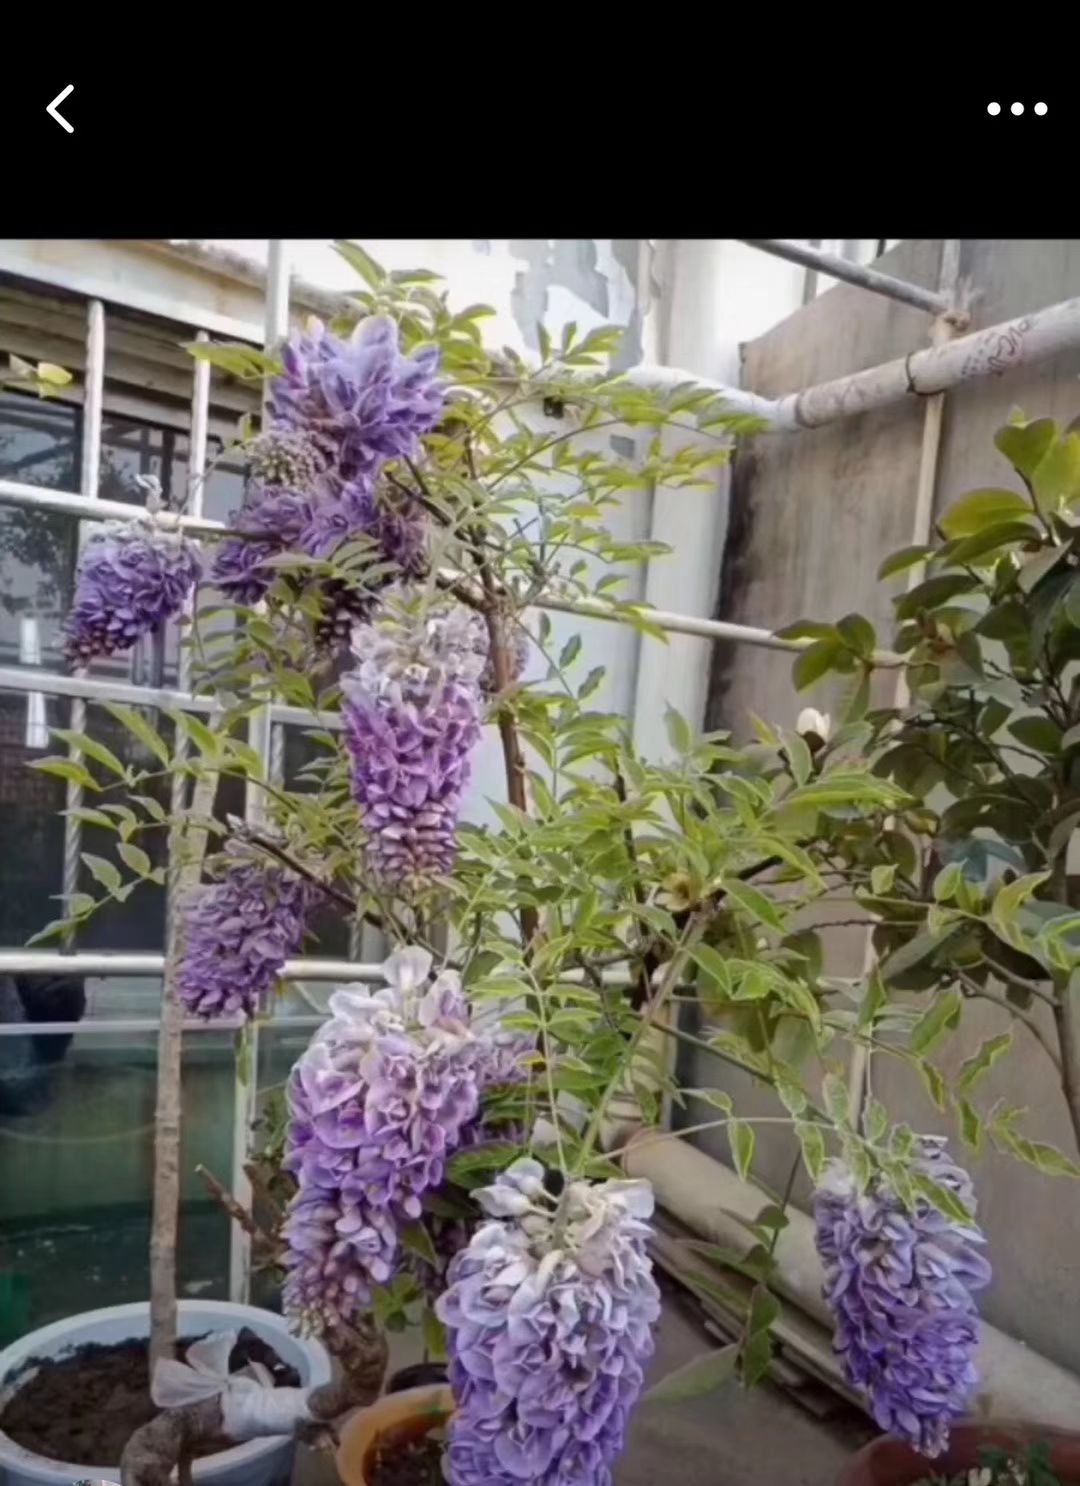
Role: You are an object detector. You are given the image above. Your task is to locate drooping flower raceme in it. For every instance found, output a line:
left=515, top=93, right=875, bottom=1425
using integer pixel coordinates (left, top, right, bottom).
left=342, top=603, right=486, bottom=888
left=812, top=1138, right=991, bottom=1457
left=211, top=486, right=316, bottom=605
left=65, top=519, right=202, bottom=664
left=177, top=861, right=316, bottom=1020
left=269, top=315, right=444, bottom=482
left=437, top=1160, right=661, bottom=1486
left=298, top=482, right=428, bottom=645
left=282, top=948, right=523, bottom=1328
left=211, top=475, right=427, bottom=642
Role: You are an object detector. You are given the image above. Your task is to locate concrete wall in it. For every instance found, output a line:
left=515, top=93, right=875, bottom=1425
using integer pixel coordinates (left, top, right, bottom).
left=695, top=239, right=1080, bottom=1375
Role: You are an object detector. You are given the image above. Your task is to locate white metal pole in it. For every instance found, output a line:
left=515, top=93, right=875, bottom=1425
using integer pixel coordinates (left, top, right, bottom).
left=61, top=300, right=105, bottom=941
left=172, top=331, right=212, bottom=819
left=228, top=238, right=291, bottom=1304
left=0, top=951, right=385, bottom=981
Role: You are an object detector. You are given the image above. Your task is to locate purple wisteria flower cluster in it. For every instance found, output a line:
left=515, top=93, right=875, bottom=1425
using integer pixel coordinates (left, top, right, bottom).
left=813, top=1137, right=991, bottom=1458
left=342, top=602, right=487, bottom=888
left=281, top=948, right=525, bottom=1329
left=211, top=315, right=440, bottom=642
left=64, top=519, right=202, bottom=665
left=436, top=1160, right=661, bottom=1486
left=177, top=860, right=316, bottom=1019
left=269, top=315, right=444, bottom=482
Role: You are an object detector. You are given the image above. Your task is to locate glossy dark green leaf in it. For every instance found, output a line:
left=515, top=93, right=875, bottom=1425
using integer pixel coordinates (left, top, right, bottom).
left=943, top=520, right=1041, bottom=567
left=792, top=640, right=840, bottom=691
left=836, top=613, right=876, bottom=658
left=877, top=544, right=935, bottom=580
left=774, top=620, right=837, bottom=643
left=895, top=574, right=978, bottom=621
left=995, top=417, right=1056, bottom=483
left=937, top=488, right=1033, bottom=539
left=1008, top=716, right=1062, bottom=753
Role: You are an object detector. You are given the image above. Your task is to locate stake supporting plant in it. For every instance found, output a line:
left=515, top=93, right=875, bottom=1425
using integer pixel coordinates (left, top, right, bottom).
left=148, top=771, right=218, bottom=1372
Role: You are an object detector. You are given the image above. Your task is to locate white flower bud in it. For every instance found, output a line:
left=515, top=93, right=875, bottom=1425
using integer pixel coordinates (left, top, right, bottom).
left=796, top=707, right=831, bottom=741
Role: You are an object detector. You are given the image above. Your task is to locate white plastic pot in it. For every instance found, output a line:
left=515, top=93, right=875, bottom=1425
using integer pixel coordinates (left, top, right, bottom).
left=0, top=1300, right=331, bottom=1486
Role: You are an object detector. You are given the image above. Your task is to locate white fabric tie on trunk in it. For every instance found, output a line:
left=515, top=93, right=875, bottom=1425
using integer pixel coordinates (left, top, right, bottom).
left=152, top=1330, right=314, bottom=1439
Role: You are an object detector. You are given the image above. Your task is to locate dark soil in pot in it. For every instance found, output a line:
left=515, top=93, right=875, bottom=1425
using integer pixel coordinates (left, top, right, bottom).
left=365, top=1418, right=445, bottom=1486
left=0, top=1326, right=299, bottom=1466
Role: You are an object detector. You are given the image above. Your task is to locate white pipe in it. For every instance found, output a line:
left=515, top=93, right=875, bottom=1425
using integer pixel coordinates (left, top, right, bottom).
left=772, top=294, right=1080, bottom=431
left=625, top=1134, right=1080, bottom=1428
left=741, top=239, right=957, bottom=319
left=536, top=593, right=903, bottom=664
left=630, top=293, right=1080, bottom=432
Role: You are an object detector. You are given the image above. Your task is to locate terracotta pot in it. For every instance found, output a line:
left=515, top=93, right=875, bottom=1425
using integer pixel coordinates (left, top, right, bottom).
left=840, top=1421, right=1080, bottom=1484
left=336, top=1383, right=454, bottom=1486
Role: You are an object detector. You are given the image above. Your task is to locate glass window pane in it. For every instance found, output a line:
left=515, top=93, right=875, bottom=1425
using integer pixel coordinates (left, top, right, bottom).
left=0, top=1023, right=234, bottom=1336
left=199, top=443, right=248, bottom=526
left=0, top=690, right=66, bottom=947
left=281, top=724, right=351, bottom=959
left=0, top=392, right=81, bottom=672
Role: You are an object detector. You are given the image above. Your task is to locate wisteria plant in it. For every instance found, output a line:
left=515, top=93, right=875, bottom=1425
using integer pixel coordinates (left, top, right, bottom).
left=30, top=247, right=1080, bottom=1486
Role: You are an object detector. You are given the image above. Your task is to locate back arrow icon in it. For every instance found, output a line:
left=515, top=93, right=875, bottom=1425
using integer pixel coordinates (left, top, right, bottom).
left=46, top=85, right=74, bottom=133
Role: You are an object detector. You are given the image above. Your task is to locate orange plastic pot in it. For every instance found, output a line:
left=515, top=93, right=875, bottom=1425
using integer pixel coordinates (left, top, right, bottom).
left=336, top=1384, right=454, bottom=1486
left=840, top=1421, right=1080, bottom=1484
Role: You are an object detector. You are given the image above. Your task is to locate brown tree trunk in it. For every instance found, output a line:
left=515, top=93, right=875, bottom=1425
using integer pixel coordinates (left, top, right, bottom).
left=149, top=772, right=218, bottom=1373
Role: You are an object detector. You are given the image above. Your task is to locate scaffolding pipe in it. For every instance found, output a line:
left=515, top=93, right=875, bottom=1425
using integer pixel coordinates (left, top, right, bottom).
left=770, top=294, right=1080, bottom=431
left=0, top=951, right=383, bottom=984
left=740, top=239, right=959, bottom=320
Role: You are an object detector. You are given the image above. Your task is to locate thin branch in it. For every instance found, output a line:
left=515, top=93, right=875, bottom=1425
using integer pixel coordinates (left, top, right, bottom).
left=195, top=1164, right=280, bottom=1257
left=957, top=970, right=1062, bottom=1073
left=614, top=767, right=656, bottom=1010
left=981, top=952, right=1057, bottom=1007
left=246, top=832, right=357, bottom=912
